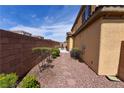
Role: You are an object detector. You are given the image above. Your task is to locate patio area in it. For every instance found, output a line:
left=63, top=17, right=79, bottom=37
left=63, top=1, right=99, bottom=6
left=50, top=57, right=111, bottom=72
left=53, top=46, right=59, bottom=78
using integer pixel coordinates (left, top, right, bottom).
left=28, top=52, right=124, bottom=88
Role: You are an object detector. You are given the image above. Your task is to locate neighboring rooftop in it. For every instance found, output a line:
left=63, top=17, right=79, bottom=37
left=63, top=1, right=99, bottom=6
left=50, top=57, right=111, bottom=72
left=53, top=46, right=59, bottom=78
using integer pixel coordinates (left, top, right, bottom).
left=32, top=35, right=44, bottom=39
left=11, top=30, right=32, bottom=36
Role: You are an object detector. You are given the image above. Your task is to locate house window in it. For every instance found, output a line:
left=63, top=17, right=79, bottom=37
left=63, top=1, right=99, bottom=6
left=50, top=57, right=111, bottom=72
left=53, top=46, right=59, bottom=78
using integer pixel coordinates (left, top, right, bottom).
left=85, top=6, right=91, bottom=20
left=82, top=5, right=91, bottom=23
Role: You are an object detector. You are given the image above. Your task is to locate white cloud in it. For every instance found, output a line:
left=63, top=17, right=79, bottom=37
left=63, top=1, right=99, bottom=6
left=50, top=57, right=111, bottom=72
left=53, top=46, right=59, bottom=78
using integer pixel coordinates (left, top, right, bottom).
left=10, top=25, right=42, bottom=35
left=44, top=16, right=54, bottom=24
left=8, top=6, right=78, bottom=42
left=9, top=22, right=73, bottom=42
left=0, top=18, right=17, bottom=26
left=31, top=14, right=37, bottom=18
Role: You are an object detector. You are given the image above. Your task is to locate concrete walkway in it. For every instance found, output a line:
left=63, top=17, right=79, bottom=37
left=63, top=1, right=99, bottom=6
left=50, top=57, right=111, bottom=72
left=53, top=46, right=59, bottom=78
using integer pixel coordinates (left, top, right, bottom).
left=29, top=53, right=124, bottom=88
left=59, top=48, right=69, bottom=53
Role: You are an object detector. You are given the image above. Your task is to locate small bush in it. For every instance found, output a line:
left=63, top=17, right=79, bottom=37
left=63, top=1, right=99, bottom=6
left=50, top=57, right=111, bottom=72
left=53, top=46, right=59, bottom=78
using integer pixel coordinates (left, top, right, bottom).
left=70, top=48, right=81, bottom=59
left=32, top=47, right=51, bottom=53
left=32, top=47, right=51, bottom=55
left=32, top=47, right=42, bottom=54
left=51, top=48, right=60, bottom=58
left=51, top=51, right=57, bottom=58
left=32, top=47, right=60, bottom=59
left=19, top=75, right=40, bottom=88
left=0, top=73, right=18, bottom=88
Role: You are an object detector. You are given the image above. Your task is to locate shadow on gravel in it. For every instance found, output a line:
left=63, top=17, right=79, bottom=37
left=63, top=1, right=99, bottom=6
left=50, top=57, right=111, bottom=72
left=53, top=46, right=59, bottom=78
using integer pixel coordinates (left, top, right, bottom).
left=78, top=58, right=85, bottom=63
left=70, top=56, right=85, bottom=63
left=39, top=64, right=55, bottom=73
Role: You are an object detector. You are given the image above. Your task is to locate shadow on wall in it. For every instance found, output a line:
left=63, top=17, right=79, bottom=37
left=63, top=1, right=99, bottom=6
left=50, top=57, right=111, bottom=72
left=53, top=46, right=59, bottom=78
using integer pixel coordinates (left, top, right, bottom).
left=117, top=41, right=124, bottom=81
left=70, top=48, right=85, bottom=63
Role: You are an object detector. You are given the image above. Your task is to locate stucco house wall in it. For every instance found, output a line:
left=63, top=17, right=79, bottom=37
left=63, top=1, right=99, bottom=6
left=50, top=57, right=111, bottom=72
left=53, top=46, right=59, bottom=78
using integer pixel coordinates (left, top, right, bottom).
left=74, top=18, right=102, bottom=73
left=72, top=11, right=84, bottom=33
left=98, top=19, right=124, bottom=75
left=74, top=18, right=124, bottom=75
left=67, top=6, right=124, bottom=76
left=67, top=37, right=73, bottom=51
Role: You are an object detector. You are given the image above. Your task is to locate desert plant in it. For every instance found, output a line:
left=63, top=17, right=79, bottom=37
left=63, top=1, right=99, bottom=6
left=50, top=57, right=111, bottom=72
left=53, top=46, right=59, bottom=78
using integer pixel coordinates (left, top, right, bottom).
left=0, top=73, right=18, bottom=88
left=51, top=48, right=60, bottom=58
left=51, top=51, right=57, bottom=58
left=32, top=47, right=51, bottom=53
left=32, top=47, right=42, bottom=54
left=70, top=48, right=81, bottom=59
left=32, top=47, right=51, bottom=56
left=32, top=47, right=60, bottom=59
left=19, top=75, right=40, bottom=88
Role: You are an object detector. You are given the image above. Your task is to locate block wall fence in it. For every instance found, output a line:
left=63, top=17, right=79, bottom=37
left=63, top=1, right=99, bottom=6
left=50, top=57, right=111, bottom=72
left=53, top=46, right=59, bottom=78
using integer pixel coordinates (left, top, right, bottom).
left=0, top=29, right=59, bottom=77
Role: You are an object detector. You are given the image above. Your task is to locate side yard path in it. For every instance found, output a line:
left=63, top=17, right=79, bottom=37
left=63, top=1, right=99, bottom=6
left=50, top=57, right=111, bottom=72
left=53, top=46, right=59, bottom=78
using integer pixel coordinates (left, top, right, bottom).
left=28, top=53, right=124, bottom=88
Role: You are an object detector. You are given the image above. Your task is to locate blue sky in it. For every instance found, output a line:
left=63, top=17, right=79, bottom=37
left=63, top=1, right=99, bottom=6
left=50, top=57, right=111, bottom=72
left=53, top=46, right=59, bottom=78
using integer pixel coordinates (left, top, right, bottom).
left=0, top=5, right=80, bottom=42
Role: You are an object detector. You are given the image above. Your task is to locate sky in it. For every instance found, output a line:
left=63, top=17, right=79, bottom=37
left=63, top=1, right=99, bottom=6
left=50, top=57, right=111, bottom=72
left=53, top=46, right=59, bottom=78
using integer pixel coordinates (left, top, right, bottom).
left=0, top=5, right=80, bottom=42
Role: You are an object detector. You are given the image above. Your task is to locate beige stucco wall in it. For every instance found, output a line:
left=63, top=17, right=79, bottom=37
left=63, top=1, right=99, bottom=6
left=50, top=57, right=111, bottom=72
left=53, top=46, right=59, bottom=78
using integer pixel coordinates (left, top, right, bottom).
left=74, top=18, right=102, bottom=73
left=99, top=19, right=124, bottom=75
left=72, top=12, right=83, bottom=33
left=67, top=37, right=73, bottom=51
left=72, top=6, right=96, bottom=33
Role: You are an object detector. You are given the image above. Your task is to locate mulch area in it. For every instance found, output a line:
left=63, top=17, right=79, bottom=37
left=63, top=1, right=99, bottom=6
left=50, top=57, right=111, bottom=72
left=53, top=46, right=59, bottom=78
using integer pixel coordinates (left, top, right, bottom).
left=28, top=53, right=124, bottom=88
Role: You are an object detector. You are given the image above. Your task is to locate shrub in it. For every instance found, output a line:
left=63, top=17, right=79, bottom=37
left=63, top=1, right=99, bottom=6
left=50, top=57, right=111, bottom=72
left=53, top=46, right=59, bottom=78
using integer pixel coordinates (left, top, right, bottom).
left=51, top=51, right=57, bottom=58
left=32, top=47, right=42, bottom=54
left=0, top=73, right=18, bottom=88
left=32, top=47, right=60, bottom=59
left=19, top=75, right=40, bottom=88
left=32, top=47, right=51, bottom=56
left=32, top=47, right=51, bottom=53
left=51, top=48, right=60, bottom=58
left=70, top=48, right=81, bottom=59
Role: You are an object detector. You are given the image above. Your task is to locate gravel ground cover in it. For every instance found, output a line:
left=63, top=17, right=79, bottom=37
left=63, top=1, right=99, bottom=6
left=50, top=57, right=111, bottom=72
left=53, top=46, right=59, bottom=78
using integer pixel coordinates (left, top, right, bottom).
left=28, top=53, right=124, bottom=88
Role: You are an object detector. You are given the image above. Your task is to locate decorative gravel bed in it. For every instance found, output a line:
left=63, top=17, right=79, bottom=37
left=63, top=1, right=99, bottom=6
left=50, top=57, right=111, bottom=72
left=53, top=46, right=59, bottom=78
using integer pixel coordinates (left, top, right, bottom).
left=28, top=53, right=124, bottom=88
